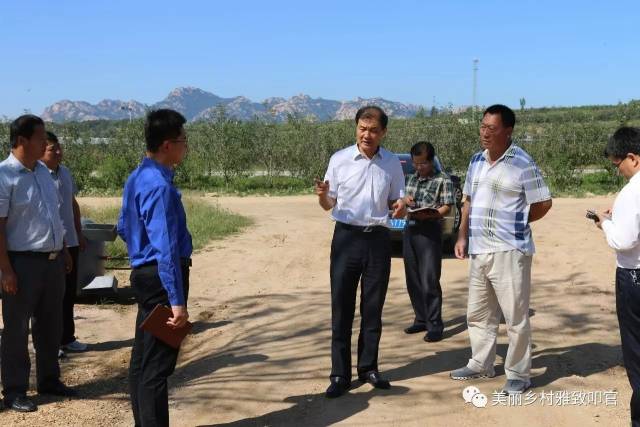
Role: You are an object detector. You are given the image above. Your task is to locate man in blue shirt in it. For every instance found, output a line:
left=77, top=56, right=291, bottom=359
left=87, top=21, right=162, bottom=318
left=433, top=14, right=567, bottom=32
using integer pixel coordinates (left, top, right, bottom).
left=118, top=109, right=192, bottom=427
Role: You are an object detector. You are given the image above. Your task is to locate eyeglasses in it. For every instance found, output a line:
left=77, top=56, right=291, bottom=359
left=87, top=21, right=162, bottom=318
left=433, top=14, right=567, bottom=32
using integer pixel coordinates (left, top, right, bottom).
left=611, top=157, right=628, bottom=169
left=171, top=137, right=188, bottom=145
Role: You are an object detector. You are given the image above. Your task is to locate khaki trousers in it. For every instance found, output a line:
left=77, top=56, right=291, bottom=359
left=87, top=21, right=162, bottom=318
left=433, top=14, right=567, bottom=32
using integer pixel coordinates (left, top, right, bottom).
left=466, top=250, right=533, bottom=380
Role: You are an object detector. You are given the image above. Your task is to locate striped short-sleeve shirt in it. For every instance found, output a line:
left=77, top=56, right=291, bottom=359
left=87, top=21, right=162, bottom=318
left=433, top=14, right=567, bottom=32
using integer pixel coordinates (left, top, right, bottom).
left=463, top=144, right=551, bottom=255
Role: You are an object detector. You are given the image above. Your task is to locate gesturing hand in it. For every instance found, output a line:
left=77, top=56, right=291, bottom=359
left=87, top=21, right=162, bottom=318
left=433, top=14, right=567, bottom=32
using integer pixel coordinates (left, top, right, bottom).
left=314, top=178, right=330, bottom=197
left=391, top=198, right=407, bottom=219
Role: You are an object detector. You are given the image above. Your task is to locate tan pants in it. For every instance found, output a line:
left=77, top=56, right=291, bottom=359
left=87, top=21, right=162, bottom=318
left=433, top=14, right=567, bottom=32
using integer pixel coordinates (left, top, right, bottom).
left=466, top=250, right=533, bottom=380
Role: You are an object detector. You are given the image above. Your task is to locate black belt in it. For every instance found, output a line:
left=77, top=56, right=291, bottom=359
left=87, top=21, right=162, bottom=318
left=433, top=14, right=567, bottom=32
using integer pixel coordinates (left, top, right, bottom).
left=336, top=222, right=387, bottom=233
left=135, top=258, right=192, bottom=269
left=8, top=250, right=61, bottom=261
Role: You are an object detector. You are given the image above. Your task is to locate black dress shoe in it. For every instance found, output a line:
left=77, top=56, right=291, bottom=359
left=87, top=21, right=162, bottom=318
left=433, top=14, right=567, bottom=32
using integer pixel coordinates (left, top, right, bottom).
left=325, top=376, right=350, bottom=398
left=37, top=381, right=78, bottom=397
left=358, top=371, right=391, bottom=389
left=424, top=331, right=443, bottom=342
left=404, top=324, right=427, bottom=334
left=5, top=395, right=37, bottom=412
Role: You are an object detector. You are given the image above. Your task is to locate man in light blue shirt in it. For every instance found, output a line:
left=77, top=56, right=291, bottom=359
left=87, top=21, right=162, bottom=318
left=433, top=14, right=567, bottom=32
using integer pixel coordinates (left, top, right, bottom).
left=0, top=115, right=76, bottom=413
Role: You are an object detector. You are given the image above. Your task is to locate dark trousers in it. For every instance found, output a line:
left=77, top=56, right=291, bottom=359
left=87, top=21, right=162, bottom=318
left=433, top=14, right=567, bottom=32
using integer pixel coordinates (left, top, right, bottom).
left=129, top=263, right=189, bottom=427
left=1, top=252, right=65, bottom=402
left=330, top=222, right=391, bottom=381
left=402, top=220, right=444, bottom=334
left=61, top=245, right=80, bottom=345
left=616, top=267, right=640, bottom=427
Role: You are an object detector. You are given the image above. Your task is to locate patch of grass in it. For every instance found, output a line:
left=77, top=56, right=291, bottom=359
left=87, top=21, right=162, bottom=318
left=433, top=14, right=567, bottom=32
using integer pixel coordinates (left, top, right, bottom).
left=177, top=175, right=312, bottom=196
left=550, top=171, right=624, bottom=197
left=80, top=198, right=252, bottom=265
left=79, top=176, right=312, bottom=197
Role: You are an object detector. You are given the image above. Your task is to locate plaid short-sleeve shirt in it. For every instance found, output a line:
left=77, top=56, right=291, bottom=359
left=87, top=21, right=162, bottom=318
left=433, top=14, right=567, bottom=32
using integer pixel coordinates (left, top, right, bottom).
left=405, top=171, right=455, bottom=209
left=463, top=144, right=551, bottom=255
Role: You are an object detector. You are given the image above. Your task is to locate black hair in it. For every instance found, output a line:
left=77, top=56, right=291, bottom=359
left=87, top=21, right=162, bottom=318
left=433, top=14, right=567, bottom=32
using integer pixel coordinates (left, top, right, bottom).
left=144, top=109, right=187, bottom=153
left=483, top=104, right=516, bottom=128
left=9, top=114, right=45, bottom=148
left=355, top=105, right=388, bottom=129
left=410, top=141, right=435, bottom=161
left=46, top=131, right=59, bottom=144
left=604, top=126, right=640, bottom=159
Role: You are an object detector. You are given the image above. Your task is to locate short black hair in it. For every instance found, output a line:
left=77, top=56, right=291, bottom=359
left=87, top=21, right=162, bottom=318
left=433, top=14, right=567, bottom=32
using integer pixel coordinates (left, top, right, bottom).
left=46, top=131, right=59, bottom=144
left=355, top=105, right=388, bottom=129
left=9, top=114, right=45, bottom=148
left=410, top=141, right=435, bottom=161
left=483, top=104, right=516, bottom=128
left=604, top=126, right=640, bottom=159
left=144, top=109, right=187, bottom=153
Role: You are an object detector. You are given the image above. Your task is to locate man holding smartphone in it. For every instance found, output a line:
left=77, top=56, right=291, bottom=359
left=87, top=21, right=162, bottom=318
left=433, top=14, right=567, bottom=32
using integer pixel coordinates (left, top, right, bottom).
left=593, top=127, right=640, bottom=427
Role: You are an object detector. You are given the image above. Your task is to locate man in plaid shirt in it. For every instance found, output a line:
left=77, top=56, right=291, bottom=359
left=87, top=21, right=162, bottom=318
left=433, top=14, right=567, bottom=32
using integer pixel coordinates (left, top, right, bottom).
left=403, top=141, right=454, bottom=342
left=450, top=105, right=552, bottom=395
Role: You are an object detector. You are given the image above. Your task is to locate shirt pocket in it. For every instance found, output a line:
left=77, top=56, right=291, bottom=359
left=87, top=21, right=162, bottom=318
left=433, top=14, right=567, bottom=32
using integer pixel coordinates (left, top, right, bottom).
left=12, top=180, right=34, bottom=208
left=373, top=166, right=392, bottom=188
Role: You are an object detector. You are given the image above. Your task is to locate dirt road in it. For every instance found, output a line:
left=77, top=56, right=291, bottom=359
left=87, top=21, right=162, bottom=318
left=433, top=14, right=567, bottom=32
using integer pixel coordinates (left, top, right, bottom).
left=0, top=195, right=631, bottom=426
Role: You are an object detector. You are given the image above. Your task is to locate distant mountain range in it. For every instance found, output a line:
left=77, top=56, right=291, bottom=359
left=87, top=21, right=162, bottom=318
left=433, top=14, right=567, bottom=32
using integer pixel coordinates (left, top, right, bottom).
left=41, top=87, right=427, bottom=123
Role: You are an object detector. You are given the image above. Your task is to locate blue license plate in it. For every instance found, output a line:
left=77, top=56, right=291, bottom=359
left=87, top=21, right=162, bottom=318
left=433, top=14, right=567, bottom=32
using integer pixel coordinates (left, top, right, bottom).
left=389, top=219, right=406, bottom=230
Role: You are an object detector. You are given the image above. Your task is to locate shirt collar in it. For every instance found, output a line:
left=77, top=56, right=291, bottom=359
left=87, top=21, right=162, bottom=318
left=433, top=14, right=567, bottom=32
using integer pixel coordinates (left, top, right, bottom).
left=6, top=152, right=43, bottom=173
left=630, top=170, right=640, bottom=185
left=142, top=157, right=175, bottom=182
left=352, top=143, right=383, bottom=160
left=414, top=170, right=440, bottom=181
left=482, top=142, right=517, bottom=163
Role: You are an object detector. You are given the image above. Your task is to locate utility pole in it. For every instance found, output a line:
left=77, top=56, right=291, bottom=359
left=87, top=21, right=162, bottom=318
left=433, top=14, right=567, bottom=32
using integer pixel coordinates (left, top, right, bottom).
left=121, top=104, right=133, bottom=123
left=472, top=58, right=479, bottom=121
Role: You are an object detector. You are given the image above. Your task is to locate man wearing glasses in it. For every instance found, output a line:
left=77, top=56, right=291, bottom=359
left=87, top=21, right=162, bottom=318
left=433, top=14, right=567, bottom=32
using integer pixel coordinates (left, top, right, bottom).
left=593, top=127, right=640, bottom=426
left=118, top=109, right=192, bottom=427
left=450, top=104, right=552, bottom=395
left=402, top=141, right=454, bottom=343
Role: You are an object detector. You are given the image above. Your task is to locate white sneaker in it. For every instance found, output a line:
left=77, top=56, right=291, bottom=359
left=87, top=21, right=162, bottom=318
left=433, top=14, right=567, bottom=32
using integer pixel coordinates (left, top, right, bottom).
left=62, top=340, right=88, bottom=352
left=58, top=349, right=66, bottom=358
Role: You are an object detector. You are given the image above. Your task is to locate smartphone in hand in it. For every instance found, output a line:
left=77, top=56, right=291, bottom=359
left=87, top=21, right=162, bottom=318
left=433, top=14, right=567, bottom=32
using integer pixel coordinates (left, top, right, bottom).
left=586, top=209, right=599, bottom=222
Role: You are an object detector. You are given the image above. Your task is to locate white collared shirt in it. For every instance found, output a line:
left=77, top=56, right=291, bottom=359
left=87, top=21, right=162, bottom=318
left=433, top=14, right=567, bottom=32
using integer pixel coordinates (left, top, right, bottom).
left=602, top=171, right=640, bottom=269
left=323, top=144, right=405, bottom=227
left=0, top=153, right=65, bottom=252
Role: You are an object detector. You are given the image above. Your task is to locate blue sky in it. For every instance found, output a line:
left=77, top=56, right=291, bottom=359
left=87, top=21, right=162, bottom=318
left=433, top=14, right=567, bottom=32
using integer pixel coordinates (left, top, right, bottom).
left=1, top=0, right=638, bottom=118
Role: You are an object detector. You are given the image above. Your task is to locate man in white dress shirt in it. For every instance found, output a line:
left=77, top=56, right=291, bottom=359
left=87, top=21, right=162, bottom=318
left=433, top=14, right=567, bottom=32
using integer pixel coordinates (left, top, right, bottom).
left=594, top=126, right=640, bottom=427
left=315, top=106, right=406, bottom=398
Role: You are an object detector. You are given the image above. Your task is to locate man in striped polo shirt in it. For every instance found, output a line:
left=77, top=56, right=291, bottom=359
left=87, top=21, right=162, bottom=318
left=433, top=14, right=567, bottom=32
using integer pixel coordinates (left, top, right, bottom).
left=449, top=104, right=552, bottom=395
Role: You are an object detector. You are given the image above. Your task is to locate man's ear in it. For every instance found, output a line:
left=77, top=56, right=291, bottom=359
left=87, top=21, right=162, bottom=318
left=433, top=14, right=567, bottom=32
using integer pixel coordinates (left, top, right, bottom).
left=159, top=140, right=171, bottom=153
